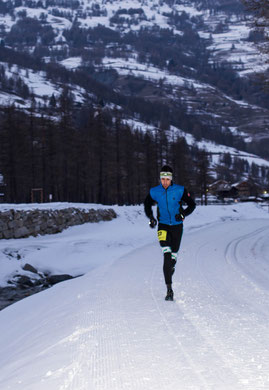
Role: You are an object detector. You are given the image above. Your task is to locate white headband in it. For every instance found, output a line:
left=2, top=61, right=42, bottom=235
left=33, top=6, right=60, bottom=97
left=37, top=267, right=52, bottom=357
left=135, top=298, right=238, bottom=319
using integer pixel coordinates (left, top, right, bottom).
left=160, top=172, right=172, bottom=180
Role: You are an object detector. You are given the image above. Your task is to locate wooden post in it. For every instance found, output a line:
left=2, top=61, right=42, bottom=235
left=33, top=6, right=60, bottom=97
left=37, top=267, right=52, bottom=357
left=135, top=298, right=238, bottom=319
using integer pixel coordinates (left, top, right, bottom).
left=31, top=188, right=44, bottom=203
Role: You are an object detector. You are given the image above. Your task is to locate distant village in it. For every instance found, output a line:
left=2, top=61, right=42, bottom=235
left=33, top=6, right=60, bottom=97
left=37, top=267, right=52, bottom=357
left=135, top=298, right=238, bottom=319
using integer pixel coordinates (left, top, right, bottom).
left=206, top=178, right=269, bottom=204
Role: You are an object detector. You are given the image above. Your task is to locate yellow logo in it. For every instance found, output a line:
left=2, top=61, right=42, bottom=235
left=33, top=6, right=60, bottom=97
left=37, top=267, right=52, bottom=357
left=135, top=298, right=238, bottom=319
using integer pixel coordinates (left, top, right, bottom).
left=158, top=230, right=167, bottom=241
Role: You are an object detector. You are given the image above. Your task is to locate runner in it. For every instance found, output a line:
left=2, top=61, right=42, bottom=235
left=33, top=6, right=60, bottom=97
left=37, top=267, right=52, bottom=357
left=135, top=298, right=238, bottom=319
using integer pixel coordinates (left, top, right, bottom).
left=144, top=165, right=196, bottom=300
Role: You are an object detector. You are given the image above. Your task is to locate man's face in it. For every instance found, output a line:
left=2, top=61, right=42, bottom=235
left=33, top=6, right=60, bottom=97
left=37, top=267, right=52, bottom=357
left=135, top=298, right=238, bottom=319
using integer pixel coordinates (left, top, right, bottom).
left=161, top=177, right=171, bottom=189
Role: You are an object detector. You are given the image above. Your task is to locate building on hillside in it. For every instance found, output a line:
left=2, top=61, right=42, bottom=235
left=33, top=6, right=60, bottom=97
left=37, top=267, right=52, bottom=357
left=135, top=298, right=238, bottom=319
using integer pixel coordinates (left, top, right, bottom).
left=231, top=178, right=262, bottom=199
left=208, top=180, right=237, bottom=199
left=208, top=178, right=264, bottom=201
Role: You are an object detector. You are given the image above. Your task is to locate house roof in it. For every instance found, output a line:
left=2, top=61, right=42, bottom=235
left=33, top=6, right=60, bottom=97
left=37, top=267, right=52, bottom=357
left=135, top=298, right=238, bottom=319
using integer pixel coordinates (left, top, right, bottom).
left=209, top=179, right=229, bottom=187
left=209, top=180, right=231, bottom=191
left=232, top=179, right=261, bottom=189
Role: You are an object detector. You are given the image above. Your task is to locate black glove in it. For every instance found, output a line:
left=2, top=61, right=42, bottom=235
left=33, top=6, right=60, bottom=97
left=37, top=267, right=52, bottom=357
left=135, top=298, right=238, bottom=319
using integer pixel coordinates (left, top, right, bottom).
left=149, top=217, right=157, bottom=228
left=175, top=212, right=185, bottom=222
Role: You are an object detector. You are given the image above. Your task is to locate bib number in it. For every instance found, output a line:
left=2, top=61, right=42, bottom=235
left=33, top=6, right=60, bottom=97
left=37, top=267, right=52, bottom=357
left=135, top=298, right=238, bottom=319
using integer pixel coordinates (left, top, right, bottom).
left=158, top=230, right=167, bottom=241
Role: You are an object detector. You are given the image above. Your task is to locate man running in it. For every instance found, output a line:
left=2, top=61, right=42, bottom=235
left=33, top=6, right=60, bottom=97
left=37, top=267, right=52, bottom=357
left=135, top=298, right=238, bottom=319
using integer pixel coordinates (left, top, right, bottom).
left=144, top=165, right=196, bottom=301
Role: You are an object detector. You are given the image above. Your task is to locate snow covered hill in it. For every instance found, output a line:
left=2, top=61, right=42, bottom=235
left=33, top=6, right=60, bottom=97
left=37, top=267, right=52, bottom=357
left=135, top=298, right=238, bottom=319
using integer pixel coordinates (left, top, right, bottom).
left=0, top=1, right=268, bottom=125
left=0, top=202, right=269, bottom=389
left=1, top=0, right=269, bottom=183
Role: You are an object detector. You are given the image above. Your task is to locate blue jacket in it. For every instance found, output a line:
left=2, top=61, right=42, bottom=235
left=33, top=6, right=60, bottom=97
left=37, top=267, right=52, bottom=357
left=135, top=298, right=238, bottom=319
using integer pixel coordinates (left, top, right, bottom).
left=150, top=183, right=185, bottom=225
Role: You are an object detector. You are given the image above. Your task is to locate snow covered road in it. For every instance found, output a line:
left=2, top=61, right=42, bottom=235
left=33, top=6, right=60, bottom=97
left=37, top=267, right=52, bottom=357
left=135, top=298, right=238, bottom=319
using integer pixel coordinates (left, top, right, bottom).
left=171, top=219, right=269, bottom=389
left=0, top=205, right=269, bottom=389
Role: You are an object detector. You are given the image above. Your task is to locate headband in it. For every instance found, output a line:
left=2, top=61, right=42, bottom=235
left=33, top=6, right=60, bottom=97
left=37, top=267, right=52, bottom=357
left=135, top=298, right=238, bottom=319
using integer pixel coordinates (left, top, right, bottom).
left=160, top=172, right=172, bottom=180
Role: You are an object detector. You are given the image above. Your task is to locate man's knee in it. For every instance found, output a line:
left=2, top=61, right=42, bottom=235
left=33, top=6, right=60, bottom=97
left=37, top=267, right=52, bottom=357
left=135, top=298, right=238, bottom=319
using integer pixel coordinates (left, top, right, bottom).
left=161, top=246, right=171, bottom=254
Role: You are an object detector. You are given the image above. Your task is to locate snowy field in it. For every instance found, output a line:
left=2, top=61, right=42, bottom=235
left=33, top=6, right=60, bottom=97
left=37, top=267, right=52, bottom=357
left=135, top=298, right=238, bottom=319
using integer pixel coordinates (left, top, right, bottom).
left=0, top=202, right=269, bottom=389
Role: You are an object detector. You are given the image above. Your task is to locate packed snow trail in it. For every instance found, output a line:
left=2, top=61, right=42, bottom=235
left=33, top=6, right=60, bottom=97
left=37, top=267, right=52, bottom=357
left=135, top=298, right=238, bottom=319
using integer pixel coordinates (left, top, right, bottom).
left=1, top=215, right=269, bottom=389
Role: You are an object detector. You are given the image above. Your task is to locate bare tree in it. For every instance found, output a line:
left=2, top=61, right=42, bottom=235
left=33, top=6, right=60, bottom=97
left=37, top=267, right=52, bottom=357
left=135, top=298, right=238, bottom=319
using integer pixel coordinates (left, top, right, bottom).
left=242, top=0, right=269, bottom=26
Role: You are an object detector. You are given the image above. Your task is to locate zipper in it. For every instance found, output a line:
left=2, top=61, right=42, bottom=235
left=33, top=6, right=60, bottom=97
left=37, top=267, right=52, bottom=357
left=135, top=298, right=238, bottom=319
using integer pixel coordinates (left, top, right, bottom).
left=165, top=188, right=172, bottom=225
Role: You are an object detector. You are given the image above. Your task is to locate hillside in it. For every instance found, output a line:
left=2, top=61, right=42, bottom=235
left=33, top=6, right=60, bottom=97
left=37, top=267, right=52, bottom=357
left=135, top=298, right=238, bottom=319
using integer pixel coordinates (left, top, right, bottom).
left=0, top=0, right=269, bottom=199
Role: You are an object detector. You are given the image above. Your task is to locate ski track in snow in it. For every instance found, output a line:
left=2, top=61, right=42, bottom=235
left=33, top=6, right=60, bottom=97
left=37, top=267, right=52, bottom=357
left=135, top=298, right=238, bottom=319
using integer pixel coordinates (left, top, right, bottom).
left=172, top=220, right=269, bottom=389
left=1, top=217, right=269, bottom=389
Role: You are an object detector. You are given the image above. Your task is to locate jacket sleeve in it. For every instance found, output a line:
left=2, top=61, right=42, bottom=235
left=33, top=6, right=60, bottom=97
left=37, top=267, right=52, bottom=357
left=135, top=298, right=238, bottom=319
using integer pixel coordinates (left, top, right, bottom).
left=144, top=193, right=156, bottom=219
left=180, top=188, right=196, bottom=217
